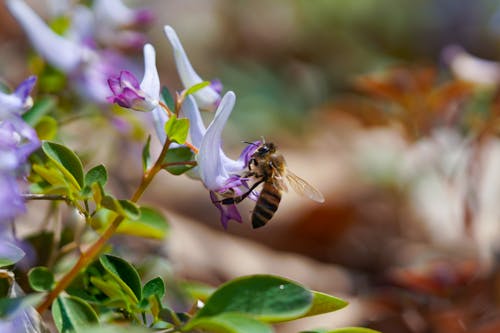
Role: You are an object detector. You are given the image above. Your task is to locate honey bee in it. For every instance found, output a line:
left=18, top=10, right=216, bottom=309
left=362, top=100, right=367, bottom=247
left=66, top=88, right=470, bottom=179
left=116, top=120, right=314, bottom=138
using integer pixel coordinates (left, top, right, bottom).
left=221, top=142, right=325, bottom=228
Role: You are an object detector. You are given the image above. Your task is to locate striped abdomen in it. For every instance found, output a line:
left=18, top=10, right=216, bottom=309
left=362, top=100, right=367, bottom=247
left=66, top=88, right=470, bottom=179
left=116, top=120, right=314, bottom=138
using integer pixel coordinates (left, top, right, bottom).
left=252, top=182, right=282, bottom=228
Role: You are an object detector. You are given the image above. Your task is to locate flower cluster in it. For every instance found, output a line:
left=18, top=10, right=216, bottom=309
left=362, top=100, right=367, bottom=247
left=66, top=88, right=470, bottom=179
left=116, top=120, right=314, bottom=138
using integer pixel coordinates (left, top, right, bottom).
left=0, top=76, right=39, bottom=269
left=7, top=0, right=153, bottom=104
left=0, top=76, right=39, bottom=226
left=107, top=26, right=259, bottom=228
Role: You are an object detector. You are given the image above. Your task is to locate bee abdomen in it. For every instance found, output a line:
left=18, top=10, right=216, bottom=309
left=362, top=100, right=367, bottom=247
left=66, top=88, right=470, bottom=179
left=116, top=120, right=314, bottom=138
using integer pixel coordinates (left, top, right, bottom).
left=252, top=183, right=281, bottom=228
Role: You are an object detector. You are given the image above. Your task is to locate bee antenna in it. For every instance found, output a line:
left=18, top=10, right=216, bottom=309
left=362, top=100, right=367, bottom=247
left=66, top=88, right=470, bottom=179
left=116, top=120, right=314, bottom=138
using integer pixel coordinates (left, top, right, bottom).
left=261, top=136, right=266, bottom=144
left=242, top=141, right=259, bottom=146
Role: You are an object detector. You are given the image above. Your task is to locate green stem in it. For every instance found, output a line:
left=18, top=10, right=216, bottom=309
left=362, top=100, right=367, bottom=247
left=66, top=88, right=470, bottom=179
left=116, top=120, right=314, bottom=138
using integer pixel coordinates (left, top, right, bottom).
left=36, top=139, right=172, bottom=314
left=160, top=161, right=197, bottom=169
left=22, top=194, right=69, bottom=201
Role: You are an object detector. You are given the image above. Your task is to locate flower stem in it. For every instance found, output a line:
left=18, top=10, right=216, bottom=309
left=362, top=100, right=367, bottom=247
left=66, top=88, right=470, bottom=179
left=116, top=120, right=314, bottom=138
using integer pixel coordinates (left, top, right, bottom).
left=36, top=140, right=172, bottom=314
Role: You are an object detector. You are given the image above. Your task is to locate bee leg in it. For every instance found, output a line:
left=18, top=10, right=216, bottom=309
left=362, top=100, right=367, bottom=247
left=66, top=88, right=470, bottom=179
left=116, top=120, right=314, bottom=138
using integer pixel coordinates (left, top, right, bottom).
left=219, top=179, right=264, bottom=205
left=248, top=157, right=258, bottom=171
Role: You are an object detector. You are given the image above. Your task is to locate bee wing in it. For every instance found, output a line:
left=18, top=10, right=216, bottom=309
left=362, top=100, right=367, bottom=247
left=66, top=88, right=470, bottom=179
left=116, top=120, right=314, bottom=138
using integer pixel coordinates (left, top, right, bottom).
left=285, top=170, right=325, bottom=203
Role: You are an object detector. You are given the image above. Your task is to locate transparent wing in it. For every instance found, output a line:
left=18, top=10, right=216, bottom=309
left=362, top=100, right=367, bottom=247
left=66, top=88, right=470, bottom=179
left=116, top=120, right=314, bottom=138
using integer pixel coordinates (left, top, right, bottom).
left=285, top=170, right=325, bottom=203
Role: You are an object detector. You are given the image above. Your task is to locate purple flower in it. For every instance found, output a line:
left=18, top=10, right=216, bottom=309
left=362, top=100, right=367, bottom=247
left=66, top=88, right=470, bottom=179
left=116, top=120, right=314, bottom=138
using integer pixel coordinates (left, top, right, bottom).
left=0, top=176, right=25, bottom=226
left=0, top=118, right=40, bottom=226
left=0, top=76, right=36, bottom=119
left=210, top=191, right=242, bottom=229
left=107, top=70, right=158, bottom=112
left=7, top=0, right=138, bottom=104
left=0, top=77, right=40, bottom=226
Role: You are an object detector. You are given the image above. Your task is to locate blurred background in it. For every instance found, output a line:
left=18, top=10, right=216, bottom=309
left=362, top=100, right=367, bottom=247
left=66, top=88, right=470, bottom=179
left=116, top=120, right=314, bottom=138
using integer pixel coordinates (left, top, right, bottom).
left=5, top=0, right=500, bottom=332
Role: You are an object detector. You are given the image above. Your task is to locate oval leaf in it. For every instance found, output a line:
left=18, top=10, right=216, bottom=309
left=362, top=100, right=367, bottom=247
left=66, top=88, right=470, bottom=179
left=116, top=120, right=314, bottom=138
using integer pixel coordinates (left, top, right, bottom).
left=301, top=291, right=348, bottom=318
left=302, top=328, right=380, bottom=333
left=117, top=206, right=169, bottom=239
left=28, top=267, right=54, bottom=292
left=51, top=295, right=98, bottom=332
left=161, top=86, right=175, bottom=112
left=85, top=165, right=108, bottom=187
left=99, top=255, right=142, bottom=303
left=78, top=325, right=151, bottom=333
left=187, top=313, right=273, bottom=333
left=101, top=196, right=140, bottom=221
left=42, top=141, right=84, bottom=189
left=185, top=81, right=210, bottom=96
left=164, top=115, right=189, bottom=144
left=162, top=147, right=195, bottom=175
left=193, top=275, right=312, bottom=323
left=141, top=135, right=152, bottom=171
left=143, top=277, right=165, bottom=300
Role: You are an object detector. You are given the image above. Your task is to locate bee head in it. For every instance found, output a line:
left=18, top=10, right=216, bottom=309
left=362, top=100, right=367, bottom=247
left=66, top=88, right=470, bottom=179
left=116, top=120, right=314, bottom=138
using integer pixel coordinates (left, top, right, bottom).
left=257, top=142, right=276, bottom=155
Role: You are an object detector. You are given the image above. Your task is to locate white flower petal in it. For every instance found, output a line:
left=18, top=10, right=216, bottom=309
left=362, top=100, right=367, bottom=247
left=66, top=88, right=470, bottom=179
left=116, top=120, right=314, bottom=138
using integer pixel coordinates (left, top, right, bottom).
left=140, top=44, right=160, bottom=100
left=93, top=0, right=136, bottom=27
left=163, top=25, right=220, bottom=111
left=181, top=95, right=206, bottom=148
left=7, top=0, right=85, bottom=73
left=139, top=44, right=165, bottom=142
left=198, top=92, right=236, bottom=190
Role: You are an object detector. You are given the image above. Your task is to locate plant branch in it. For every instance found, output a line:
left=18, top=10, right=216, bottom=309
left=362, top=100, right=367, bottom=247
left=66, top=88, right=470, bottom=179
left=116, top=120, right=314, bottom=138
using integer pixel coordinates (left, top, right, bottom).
left=36, top=139, right=172, bottom=313
left=22, top=194, right=69, bottom=201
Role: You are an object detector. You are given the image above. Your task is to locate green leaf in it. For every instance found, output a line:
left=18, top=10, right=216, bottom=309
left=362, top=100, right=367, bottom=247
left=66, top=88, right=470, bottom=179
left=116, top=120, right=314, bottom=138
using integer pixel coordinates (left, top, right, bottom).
left=162, top=147, right=195, bottom=175
left=185, top=81, right=210, bottom=96
left=28, top=267, right=54, bottom=292
left=161, top=86, right=175, bottom=112
left=49, top=15, right=71, bottom=35
left=118, top=200, right=141, bottom=220
left=141, top=135, right=152, bottom=171
left=89, top=275, right=133, bottom=308
left=91, top=182, right=105, bottom=207
left=85, top=165, right=107, bottom=187
left=101, top=195, right=140, bottom=221
left=143, top=277, right=165, bottom=300
left=78, top=325, right=151, bottom=333
left=0, top=242, right=25, bottom=267
left=164, top=115, right=189, bottom=144
left=52, top=295, right=98, bottom=333
left=42, top=141, right=84, bottom=190
left=192, top=275, right=312, bottom=323
left=301, top=291, right=348, bottom=318
left=22, top=96, right=56, bottom=126
left=99, top=255, right=142, bottom=303
left=301, top=328, right=380, bottom=333
left=117, top=207, right=169, bottom=239
left=0, top=294, right=44, bottom=318
left=32, top=163, right=70, bottom=193
left=34, top=116, right=58, bottom=140
left=181, top=281, right=215, bottom=302
left=187, top=313, right=273, bottom=333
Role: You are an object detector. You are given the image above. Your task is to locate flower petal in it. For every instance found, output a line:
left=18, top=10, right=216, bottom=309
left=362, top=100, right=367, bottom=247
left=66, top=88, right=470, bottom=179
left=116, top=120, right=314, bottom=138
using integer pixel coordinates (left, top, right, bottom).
left=0, top=76, right=36, bottom=119
left=180, top=95, right=206, bottom=148
left=210, top=191, right=242, bottom=229
left=138, top=44, right=166, bottom=142
left=7, top=0, right=85, bottom=73
left=93, top=0, right=138, bottom=27
left=13, top=76, right=36, bottom=103
left=198, top=92, right=236, bottom=191
left=163, top=25, right=221, bottom=111
left=140, top=44, right=160, bottom=99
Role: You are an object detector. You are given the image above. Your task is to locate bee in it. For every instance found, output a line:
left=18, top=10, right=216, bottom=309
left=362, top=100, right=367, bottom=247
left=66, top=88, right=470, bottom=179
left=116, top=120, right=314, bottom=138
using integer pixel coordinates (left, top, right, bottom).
left=221, top=142, right=325, bottom=228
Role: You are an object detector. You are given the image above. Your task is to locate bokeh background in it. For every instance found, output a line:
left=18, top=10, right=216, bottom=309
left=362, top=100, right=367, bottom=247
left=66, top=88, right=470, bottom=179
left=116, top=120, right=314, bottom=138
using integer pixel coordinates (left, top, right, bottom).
left=4, top=1, right=500, bottom=332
